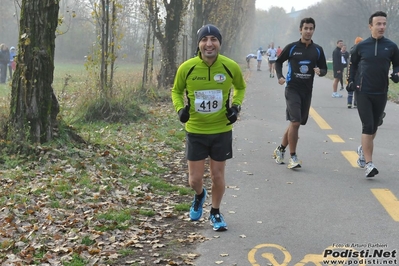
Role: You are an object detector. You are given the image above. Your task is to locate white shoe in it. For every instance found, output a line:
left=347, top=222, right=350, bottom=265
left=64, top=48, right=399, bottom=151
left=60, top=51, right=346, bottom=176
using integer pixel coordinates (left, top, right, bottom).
left=357, top=145, right=366, bottom=168
left=365, top=162, right=379, bottom=178
left=287, top=155, right=301, bottom=169
left=332, top=92, right=343, bottom=98
left=273, top=147, right=285, bottom=164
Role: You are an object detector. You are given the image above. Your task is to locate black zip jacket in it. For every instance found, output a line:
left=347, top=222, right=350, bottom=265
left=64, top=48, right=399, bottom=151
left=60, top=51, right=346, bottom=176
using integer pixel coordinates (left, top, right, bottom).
left=332, top=46, right=343, bottom=72
left=349, top=36, right=399, bottom=94
left=276, top=39, right=327, bottom=92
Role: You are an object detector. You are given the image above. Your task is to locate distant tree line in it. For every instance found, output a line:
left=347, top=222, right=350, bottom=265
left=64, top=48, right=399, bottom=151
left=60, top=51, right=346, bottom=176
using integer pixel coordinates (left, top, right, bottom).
left=1, top=0, right=399, bottom=85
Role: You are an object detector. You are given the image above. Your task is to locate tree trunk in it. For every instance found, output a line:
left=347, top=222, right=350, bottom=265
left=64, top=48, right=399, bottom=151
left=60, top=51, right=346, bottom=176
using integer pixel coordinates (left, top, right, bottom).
left=150, top=0, right=189, bottom=89
left=191, top=0, right=203, bottom=56
left=8, top=0, right=60, bottom=144
left=142, top=1, right=152, bottom=88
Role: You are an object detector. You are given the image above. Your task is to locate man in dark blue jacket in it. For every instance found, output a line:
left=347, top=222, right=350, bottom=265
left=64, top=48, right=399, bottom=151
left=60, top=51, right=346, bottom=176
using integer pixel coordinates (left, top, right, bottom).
left=348, top=11, right=399, bottom=178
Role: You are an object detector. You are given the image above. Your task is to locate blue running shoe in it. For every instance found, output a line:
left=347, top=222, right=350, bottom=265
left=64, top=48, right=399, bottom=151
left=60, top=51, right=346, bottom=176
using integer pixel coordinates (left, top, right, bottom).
left=189, top=188, right=207, bottom=221
left=209, top=213, right=228, bottom=231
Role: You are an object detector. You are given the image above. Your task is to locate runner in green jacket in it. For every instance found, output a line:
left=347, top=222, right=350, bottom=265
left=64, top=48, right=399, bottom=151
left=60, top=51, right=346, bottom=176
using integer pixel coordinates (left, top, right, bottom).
left=171, top=24, right=246, bottom=231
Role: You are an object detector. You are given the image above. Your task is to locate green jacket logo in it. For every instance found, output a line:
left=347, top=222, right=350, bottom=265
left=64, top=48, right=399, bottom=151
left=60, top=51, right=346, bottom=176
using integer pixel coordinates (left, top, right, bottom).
left=214, top=74, right=226, bottom=83
left=192, top=76, right=206, bottom=80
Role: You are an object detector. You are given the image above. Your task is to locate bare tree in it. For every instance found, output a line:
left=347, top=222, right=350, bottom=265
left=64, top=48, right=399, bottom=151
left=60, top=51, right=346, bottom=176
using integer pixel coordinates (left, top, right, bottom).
left=189, top=0, right=256, bottom=58
left=146, top=0, right=189, bottom=89
left=83, top=0, right=123, bottom=99
left=190, top=0, right=204, bottom=56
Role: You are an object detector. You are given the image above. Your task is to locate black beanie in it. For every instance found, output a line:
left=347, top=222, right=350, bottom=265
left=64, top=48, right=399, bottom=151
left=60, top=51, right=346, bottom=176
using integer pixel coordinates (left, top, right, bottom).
left=197, top=24, right=222, bottom=45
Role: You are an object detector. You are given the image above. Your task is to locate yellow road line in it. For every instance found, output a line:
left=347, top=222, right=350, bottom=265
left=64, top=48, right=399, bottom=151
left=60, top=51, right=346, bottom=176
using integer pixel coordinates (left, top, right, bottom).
left=371, top=189, right=399, bottom=222
left=328, top=134, right=345, bottom=143
left=309, top=107, right=332, bottom=129
left=341, top=151, right=360, bottom=167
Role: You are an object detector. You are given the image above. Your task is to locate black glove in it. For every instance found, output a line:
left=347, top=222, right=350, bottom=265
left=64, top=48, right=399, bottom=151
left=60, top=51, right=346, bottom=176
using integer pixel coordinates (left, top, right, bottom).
left=390, top=73, right=399, bottom=83
left=178, top=105, right=190, bottom=123
left=346, top=81, right=354, bottom=92
left=226, top=105, right=240, bottom=125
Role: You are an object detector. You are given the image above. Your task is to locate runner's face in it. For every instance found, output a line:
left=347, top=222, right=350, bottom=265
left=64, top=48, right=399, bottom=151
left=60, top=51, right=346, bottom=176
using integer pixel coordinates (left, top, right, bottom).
left=369, top=16, right=386, bottom=39
left=199, top=35, right=220, bottom=59
left=300, top=23, right=314, bottom=41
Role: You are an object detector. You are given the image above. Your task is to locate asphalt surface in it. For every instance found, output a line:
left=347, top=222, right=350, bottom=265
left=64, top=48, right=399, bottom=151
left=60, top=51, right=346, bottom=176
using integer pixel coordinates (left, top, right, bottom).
left=193, top=65, right=399, bottom=266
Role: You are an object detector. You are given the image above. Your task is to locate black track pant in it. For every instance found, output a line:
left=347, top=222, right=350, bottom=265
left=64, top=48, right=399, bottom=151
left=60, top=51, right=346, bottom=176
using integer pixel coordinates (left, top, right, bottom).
left=355, top=91, right=387, bottom=135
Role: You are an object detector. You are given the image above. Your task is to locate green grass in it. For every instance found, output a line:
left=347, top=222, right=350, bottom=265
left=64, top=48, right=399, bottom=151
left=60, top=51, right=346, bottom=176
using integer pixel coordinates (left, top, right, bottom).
left=139, top=208, right=155, bottom=217
left=81, top=236, right=96, bottom=246
left=63, top=254, right=88, bottom=266
left=174, top=203, right=191, bottom=212
left=0, top=82, right=11, bottom=98
left=138, top=176, right=179, bottom=193
left=0, top=61, right=196, bottom=265
left=95, top=209, right=133, bottom=231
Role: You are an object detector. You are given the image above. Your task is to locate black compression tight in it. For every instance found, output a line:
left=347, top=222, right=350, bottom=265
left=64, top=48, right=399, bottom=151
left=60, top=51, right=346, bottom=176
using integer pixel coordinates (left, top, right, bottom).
left=355, top=92, right=387, bottom=135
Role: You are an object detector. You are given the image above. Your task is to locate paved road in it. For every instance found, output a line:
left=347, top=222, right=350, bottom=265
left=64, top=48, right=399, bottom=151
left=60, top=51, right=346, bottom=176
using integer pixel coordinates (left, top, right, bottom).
left=193, top=66, right=399, bottom=266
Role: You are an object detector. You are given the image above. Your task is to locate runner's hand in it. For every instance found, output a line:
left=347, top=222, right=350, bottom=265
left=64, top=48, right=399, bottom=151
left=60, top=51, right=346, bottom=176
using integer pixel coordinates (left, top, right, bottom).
left=178, top=105, right=190, bottom=123
left=226, top=105, right=240, bottom=125
left=346, top=81, right=354, bottom=92
left=390, top=73, right=399, bottom=83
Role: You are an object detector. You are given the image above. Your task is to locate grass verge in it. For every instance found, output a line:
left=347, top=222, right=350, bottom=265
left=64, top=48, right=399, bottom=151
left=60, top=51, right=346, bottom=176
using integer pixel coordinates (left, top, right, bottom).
left=0, top=62, right=209, bottom=265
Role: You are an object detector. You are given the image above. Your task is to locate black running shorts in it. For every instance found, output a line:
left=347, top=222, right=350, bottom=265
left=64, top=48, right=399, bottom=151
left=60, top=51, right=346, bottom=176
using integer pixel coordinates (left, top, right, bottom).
left=185, top=131, right=233, bottom=161
left=285, top=87, right=312, bottom=125
left=334, top=70, right=343, bottom=79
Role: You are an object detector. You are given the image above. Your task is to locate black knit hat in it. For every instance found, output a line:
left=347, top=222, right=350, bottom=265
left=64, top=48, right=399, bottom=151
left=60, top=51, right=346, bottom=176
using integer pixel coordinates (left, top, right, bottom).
left=197, top=24, right=222, bottom=45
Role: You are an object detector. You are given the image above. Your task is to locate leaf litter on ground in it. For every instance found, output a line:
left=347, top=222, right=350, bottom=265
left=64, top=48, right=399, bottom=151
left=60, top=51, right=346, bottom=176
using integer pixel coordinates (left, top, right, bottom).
left=0, top=104, right=211, bottom=265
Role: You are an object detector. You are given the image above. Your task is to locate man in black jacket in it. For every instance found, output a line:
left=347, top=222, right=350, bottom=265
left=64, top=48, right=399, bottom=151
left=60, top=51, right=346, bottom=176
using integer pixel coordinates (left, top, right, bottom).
left=348, top=11, right=399, bottom=178
left=332, top=40, right=344, bottom=98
